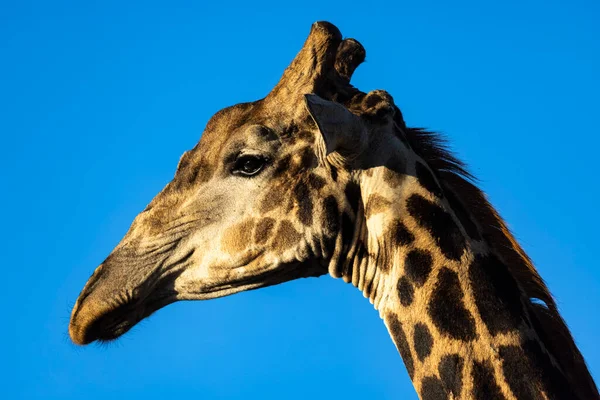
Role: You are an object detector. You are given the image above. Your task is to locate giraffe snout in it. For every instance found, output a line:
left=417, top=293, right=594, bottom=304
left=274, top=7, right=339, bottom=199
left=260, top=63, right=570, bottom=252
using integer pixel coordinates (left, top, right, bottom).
left=69, top=246, right=185, bottom=345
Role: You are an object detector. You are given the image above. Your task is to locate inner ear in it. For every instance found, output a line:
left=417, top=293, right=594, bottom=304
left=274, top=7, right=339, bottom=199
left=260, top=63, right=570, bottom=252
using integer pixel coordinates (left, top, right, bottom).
left=304, top=94, right=367, bottom=157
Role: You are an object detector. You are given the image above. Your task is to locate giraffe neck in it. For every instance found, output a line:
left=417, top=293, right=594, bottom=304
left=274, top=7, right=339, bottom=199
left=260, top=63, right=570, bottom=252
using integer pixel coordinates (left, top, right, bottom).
left=330, top=142, right=582, bottom=399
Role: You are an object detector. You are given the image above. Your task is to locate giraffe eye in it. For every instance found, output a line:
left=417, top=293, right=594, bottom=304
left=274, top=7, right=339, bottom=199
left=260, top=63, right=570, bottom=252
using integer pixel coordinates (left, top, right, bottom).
left=232, top=155, right=268, bottom=177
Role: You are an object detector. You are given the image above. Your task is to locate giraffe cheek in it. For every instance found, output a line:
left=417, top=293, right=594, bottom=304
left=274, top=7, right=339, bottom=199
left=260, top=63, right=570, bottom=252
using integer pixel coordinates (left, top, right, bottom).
left=253, top=218, right=275, bottom=245
left=221, top=219, right=255, bottom=255
left=272, top=221, right=302, bottom=251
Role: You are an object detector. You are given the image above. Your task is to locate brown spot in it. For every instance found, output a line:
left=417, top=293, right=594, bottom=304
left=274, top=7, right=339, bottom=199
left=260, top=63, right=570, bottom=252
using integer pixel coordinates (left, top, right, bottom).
left=308, top=174, right=326, bottom=190
left=260, top=184, right=286, bottom=213
left=413, top=323, right=434, bottom=361
left=405, top=249, right=433, bottom=287
left=298, top=130, right=315, bottom=143
left=272, top=154, right=292, bottom=179
left=428, top=267, right=477, bottom=341
left=330, top=166, right=338, bottom=181
left=174, top=158, right=214, bottom=189
left=471, top=360, right=505, bottom=399
left=406, top=194, right=466, bottom=261
left=390, top=220, right=414, bottom=247
left=397, top=276, right=414, bottom=306
left=421, top=376, right=448, bottom=400
left=293, top=180, right=313, bottom=225
left=438, top=354, right=464, bottom=398
left=254, top=218, right=275, bottom=245
left=222, top=219, right=255, bottom=253
left=272, top=220, right=302, bottom=250
left=299, top=147, right=318, bottom=169
left=383, top=167, right=404, bottom=187
left=322, top=195, right=340, bottom=235
left=365, top=194, right=391, bottom=217
left=386, top=313, right=415, bottom=379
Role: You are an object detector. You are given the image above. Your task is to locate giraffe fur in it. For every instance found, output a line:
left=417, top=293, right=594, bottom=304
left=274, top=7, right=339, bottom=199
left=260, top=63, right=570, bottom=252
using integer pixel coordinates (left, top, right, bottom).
left=69, top=21, right=598, bottom=400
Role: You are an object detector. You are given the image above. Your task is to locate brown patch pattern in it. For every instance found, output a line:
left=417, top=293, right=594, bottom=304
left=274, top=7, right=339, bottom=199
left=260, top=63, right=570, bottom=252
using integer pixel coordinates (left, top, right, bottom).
left=222, top=219, right=255, bottom=253
left=254, top=218, right=275, bottom=245
left=272, top=220, right=302, bottom=251
left=365, top=194, right=391, bottom=217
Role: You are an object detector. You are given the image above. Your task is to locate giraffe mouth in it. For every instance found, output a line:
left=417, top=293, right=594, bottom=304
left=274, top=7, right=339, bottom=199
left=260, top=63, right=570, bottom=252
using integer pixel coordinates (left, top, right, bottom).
left=69, top=249, right=193, bottom=345
left=78, top=281, right=179, bottom=344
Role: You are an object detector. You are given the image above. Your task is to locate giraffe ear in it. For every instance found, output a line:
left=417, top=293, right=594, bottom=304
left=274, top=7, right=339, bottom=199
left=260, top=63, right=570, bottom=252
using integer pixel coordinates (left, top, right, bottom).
left=304, top=94, right=367, bottom=157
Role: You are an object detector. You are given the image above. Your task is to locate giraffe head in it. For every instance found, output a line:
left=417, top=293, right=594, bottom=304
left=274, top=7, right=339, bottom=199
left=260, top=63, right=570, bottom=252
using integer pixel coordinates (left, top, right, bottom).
left=69, top=22, right=397, bottom=345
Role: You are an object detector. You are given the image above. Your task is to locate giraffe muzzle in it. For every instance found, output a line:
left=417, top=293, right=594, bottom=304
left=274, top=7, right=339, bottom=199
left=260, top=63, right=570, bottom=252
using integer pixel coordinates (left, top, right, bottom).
left=69, top=245, right=193, bottom=345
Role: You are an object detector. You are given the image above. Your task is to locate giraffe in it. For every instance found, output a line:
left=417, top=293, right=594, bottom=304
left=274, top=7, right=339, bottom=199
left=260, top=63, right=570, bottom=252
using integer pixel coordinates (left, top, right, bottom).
left=69, top=22, right=598, bottom=399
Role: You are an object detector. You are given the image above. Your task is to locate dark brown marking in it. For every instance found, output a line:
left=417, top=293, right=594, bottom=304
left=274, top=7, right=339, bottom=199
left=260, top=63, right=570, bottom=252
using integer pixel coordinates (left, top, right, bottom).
left=330, top=166, right=338, bottom=181
left=254, top=218, right=275, bottom=245
left=272, top=220, right=301, bottom=250
left=498, top=345, right=543, bottom=400
left=299, top=147, right=317, bottom=169
left=421, top=376, right=448, bottom=400
left=297, top=130, right=315, bottom=143
left=405, top=249, right=433, bottom=287
left=469, top=254, right=523, bottom=335
left=472, top=360, right=505, bottom=399
left=293, top=180, right=313, bottom=226
left=413, top=323, right=433, bottom=361
left=397, top=276, right=414, bottom=307
left=272, top=154, right=292, bottom=178
left=175, top=158, right=214, bottom=189
left=428, top=268, right=477, bottom=341
left=322, top=195, right=340, bottom=235
left=308, top=174, right=326, bottom=190
left=438, top=354, right=464, bottom=398
left=365, top=194, right=391, bottom=217
left=386, top=314, right=415, bottom=379
left=391, top=220, right=414, bottom=246
left=406, top=194, right=466, bottom=261
left=260, top=185, right=286, bottom=213
left=383, top=167, right=404, bottom=187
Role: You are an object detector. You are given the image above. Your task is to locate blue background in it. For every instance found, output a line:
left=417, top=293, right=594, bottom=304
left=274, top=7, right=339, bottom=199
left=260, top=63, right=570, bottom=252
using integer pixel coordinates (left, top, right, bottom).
left=2, top=1, right=598, bottom=398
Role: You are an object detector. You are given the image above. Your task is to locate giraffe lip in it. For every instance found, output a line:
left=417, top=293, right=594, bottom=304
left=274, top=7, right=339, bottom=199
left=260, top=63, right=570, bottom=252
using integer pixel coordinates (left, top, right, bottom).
left=70, top=249, right=194, bottom=345
left=70, top=266, right=186, bottom=345
left=77, top=289, right=177, bottom=344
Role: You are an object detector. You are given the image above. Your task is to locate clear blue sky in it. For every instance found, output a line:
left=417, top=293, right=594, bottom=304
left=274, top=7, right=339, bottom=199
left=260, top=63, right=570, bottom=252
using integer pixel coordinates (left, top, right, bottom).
left=2, top=1, right=598, bottom=399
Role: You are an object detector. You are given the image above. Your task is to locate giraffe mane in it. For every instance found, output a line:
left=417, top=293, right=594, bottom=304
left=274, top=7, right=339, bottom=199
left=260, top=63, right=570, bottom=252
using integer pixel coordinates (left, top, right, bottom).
left=401, top=125, right=599, bottom=398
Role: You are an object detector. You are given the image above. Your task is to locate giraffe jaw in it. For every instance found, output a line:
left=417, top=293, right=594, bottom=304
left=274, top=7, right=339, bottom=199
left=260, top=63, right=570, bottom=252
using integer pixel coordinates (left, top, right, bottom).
left=69, top=255, right=326, bottom=345
left=173, top=259, right=327, bottom=301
